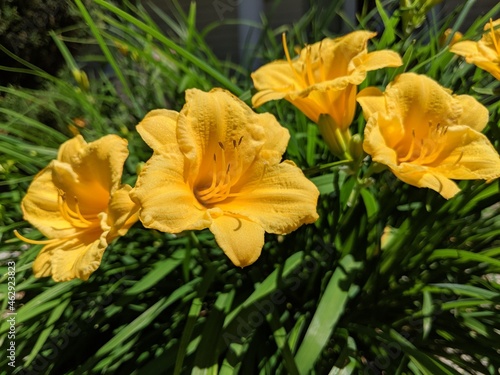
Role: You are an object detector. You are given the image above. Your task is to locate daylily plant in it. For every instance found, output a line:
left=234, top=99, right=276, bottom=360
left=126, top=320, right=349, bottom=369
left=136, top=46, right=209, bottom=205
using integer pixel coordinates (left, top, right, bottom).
left=130, top=88, right=319, bottom=267
left=451, top=19, right=500, bottom=80
left=251, top=31, right=402, bottom=158
left=357, top=73, right=500, bottom=199
left=16, top=135, right=139, bottom=282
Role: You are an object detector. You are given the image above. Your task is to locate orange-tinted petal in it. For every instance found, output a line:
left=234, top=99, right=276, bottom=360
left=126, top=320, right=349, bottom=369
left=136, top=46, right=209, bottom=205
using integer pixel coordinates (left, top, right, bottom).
left=21, top=163, right=77, bottom=239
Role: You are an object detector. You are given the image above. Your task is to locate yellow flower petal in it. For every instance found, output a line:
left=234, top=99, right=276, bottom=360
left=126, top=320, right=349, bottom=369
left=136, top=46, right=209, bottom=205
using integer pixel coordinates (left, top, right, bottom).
left=72, top=134, right=129, bottom=195
left=356, top=86, right=385, bottom=120
left=251, top=61, right=296, bottom=108
left=131, top=153, right=211, bottom=232
left=32, top=228, right=105, bottom=282
left=217, top=160, right=319, bottom=234
left=319, top=30, right=377, bottom=78
left=394, top=163, right=461, bottom=199
left=432, top=125, right=500, bottom=181
left=135, top=109, right=179, bottom=155
left=454, top=95, right=489, bottom=131
left=57, top=135, right=86, bottom=164
left=21, top=165, right=77, bottom=239
left=383, top=73, right=462, bottom=135
left=350, top=50, right=403, bottom=73
left=363, top=114, right=400, bottom=168
left=51, top=160, right=109, bottom=217
left=106, top=184, right=139, bottom=239
left=210, top=215, right=265, bottom=267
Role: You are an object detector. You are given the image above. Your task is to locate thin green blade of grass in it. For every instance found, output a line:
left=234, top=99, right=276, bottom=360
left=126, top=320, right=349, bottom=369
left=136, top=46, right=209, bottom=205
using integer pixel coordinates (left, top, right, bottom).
left=124, top=249, right=186, bottom=295
left=174, top=267, right=216, bottom=375
left=426, top=284, right=499, bottom=299
left=24, top=297, right=71, bottom=366
left=94, top=278, right=200, bottom=358
left=267, top=311, right=300, bottom=375
left=294, top=255, right=363, bottom=374
left=193, top=290, right=235, bottom=371
left=92, top=0, right=243, bottom=96
left=73, top=0, right=142, bottom=116
left=428, top=249, right=500, bottom=268
left=223, top=251, right=304, bottom=328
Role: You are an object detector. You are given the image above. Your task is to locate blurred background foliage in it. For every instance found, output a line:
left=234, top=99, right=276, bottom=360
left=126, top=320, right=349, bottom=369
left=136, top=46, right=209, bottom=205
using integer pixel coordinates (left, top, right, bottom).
left=0, top=0, right=499, bottom=374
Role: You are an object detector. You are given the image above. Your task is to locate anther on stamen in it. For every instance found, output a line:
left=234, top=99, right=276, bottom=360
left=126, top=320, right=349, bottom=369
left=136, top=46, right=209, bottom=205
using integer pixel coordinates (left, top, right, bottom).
left=238, top=136, right=243, bottom=145
left=282, top=33, right=306, bottom=86
left=489, top=19, right=500, bottom=55
left=218, top=141, right=225, bottom=150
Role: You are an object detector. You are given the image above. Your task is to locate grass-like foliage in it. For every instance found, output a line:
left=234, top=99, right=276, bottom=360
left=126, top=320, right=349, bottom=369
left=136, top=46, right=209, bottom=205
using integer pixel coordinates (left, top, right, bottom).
left=1, top=0, right=500, bottom=374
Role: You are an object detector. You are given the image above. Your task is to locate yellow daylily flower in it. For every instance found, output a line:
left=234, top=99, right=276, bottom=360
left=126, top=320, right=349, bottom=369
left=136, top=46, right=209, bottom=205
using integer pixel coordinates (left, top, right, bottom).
left=16, top=135, right=139, bottom=282
left=451, top=19, right=500, bottom=80
left=130, top=88, right=319, bottom=267
left=357, top=73, right=500, bottom=199
left=251, top=31, right=402, bottom=157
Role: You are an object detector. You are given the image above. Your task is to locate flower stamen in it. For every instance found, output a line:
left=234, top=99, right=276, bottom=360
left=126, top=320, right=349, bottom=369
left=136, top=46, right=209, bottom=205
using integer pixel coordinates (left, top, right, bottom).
left=489, top=19, right=500, bottom=56
left=57, top=191, right=95, bottom=228
left=14, top=230, right=57, bottom=245
left=282, top=33, right=306, bottom=87
left=399, top=130, right=416, bottom=162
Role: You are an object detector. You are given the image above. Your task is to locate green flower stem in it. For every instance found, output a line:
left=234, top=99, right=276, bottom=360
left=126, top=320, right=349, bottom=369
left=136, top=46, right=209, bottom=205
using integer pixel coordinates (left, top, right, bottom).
left=317, top=114, right=353, bottom=160
left=304, top=160, right=353, bottom=176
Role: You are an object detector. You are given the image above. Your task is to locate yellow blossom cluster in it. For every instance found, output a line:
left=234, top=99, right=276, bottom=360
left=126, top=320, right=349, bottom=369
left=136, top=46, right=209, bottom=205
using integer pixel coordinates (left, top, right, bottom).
left=17, top=22, right=500, bottom=282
